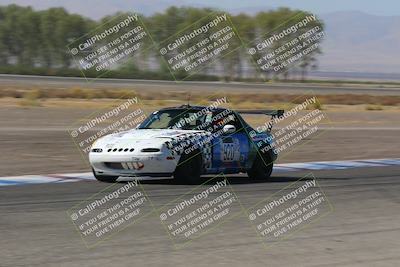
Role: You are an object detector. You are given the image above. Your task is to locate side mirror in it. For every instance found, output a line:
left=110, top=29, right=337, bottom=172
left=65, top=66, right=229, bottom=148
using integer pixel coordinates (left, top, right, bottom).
left=223, top=124, right=236, bottom=134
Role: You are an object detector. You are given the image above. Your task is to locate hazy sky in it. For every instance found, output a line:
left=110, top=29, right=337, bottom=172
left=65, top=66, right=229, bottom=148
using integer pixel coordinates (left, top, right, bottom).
left=0, top=0, right=399, bottom=19
left=192, top=0, right=400, bottom=16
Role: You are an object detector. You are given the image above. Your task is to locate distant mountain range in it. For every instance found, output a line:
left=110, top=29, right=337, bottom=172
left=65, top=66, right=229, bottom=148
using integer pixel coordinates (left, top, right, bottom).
left=318, top=11, right=400, bottom=74
left=231, top=9, right=400, bottom=75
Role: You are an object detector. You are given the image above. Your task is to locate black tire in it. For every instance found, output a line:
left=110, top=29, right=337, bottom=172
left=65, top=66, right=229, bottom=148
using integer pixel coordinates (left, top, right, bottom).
left=247, top=152, right=273, bottom=180
left=92, top=168, right=118, bottom=183
left=174, top=151, right=202, bottom=184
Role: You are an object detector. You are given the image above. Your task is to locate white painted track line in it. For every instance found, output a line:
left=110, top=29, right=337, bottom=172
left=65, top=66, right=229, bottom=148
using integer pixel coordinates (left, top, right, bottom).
left=1, top=158, right=399, bottom=186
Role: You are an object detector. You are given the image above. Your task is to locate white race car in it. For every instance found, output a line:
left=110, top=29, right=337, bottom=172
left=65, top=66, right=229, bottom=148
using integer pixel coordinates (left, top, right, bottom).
left=89, top=105, right=283, bottom=183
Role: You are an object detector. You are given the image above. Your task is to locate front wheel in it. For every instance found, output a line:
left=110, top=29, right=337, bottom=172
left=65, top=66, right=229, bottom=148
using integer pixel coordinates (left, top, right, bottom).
left=92, top=168, right=118, bottom=183
left=174, top=151, right=202, bottom=184
left=247, top=152, right=273, bottom=180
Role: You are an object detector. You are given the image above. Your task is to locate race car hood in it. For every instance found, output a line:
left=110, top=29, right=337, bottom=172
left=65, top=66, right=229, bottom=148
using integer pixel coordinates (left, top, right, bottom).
left=93, top=129, right=205, bottom=150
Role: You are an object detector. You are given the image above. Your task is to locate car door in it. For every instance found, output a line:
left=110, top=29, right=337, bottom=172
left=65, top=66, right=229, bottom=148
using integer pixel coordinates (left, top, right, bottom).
left=211, top=111, right=250, bottom=173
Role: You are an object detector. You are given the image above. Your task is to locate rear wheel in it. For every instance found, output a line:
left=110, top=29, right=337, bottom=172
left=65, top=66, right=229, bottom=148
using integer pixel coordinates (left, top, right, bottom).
left=174, top=151, right=202, bottom=184
left=92, top=168, right=118, bottom=183
left=247, top=152, right=273, bottom=180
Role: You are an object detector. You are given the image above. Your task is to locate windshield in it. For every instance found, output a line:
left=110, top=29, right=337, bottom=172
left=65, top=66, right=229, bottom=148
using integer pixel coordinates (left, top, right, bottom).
left=138, top=109, right=210, bottom=130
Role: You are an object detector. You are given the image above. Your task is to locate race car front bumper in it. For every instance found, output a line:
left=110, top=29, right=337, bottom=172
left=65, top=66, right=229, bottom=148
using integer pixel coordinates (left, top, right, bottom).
left=89, top=151, right=179, bottom=177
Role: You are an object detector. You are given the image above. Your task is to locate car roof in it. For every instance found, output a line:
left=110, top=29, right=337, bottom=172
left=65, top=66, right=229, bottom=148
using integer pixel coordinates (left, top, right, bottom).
left=158, top=105, right=229, bottom=113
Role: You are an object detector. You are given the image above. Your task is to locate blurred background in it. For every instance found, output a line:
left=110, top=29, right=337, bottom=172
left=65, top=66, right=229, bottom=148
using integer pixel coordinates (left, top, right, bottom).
left=0, top=0, right=400, bottom=80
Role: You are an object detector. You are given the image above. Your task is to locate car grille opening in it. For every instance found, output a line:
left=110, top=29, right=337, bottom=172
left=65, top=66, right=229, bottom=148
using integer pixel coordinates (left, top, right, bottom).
left=104, top=162, right=144, bottom=170
left=104, top=162, right=124, bottom=169
left=141, top=148, right=160, bottom=152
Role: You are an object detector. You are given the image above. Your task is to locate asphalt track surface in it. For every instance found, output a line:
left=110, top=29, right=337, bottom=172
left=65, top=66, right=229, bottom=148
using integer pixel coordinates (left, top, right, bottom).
left=1, top=74, right=400, bottom=266
left=1, top=166, right=400, bottom=266
left=2, top=74, right=400, bottom=95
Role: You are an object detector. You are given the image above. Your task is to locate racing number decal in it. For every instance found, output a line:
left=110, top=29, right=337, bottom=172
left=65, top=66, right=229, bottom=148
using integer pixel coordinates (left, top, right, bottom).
left=222, top=138, right=240, bottom=162
left=223, top=143, right=235, bottom=161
